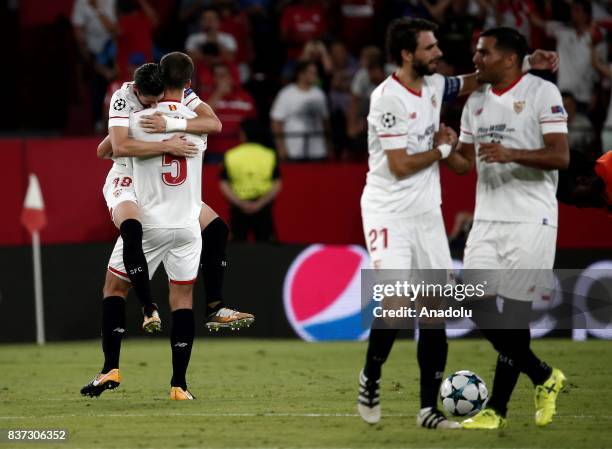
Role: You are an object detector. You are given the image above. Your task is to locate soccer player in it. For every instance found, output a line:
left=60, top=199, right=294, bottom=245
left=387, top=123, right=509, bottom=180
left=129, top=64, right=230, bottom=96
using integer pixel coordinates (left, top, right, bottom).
left=357, top=18, right=559, bottom=429
left=446, top=27, right=569, bottom=429
left=82, top=52, right=207, bottom=400
left=98, top=62, right=254, bottom=332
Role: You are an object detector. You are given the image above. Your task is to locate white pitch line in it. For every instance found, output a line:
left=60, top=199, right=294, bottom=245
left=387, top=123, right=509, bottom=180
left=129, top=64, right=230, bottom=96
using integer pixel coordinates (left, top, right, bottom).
left=1, top=412, right=611, bottom=420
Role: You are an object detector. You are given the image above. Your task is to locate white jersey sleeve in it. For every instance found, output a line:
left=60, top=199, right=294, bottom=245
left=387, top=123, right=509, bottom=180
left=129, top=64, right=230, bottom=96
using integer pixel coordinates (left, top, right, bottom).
left=536, top=82, right=569, bottom=134
left=459, top=98, right=475, bottom=144
left=183, top=87, right=203, bottom=111
left=368, top=95, right=415, bottom=151
left=108, top=88, right=131, bottom=128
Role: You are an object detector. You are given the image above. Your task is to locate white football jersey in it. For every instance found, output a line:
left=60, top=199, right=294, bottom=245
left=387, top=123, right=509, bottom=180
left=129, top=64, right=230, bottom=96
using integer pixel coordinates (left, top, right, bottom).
left=361, top=73, right=460, bottom=216
left=459, top=73, right=568, bottom=226
left=128, top=101, right=206, bottom=228
left=107, top=83, right=204, bottom=172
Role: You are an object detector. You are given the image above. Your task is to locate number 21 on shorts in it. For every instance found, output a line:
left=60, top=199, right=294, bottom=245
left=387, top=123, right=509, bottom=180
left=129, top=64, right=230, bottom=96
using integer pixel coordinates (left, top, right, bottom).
left=368, top=228, right=388, bottom=252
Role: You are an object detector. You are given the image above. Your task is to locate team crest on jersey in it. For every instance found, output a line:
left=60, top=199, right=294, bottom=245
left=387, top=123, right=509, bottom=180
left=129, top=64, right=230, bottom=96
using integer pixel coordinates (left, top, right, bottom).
left=513, top=101, right=526, bottom=114
left=431, top=94, right=437, bottom=108
left=381, top=112, right=396, bottom=128
left=113, top=189, right=122, bottom=197
left=169, top=104, right=177, bottom=111
left=409, top=112, right=417, bottom=119
left=475, top=108, right=483, bottom=116
left=113, top=98, right=127, bottom=111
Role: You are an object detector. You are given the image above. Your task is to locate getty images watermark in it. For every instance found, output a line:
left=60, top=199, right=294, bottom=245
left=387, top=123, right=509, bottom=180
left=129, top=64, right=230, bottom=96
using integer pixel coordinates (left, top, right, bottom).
left=360, top=269, right=612, bottom=331
left=370, top=279, right=486, bottom=319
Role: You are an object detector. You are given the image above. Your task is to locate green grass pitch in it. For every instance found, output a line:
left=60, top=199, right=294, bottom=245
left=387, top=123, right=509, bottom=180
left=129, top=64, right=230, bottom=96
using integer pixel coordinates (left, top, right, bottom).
left=0, top=338, right=610, bottom=449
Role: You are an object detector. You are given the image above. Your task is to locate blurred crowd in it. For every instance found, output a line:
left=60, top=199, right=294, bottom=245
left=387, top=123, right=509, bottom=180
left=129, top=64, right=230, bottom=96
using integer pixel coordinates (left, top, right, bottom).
left=35, top=0, right=612, bottom=161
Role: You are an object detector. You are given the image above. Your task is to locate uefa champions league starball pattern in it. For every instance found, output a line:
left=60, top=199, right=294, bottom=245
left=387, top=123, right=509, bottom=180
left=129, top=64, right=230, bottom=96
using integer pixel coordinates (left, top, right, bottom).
left=440, top=370, right=488, bottom=417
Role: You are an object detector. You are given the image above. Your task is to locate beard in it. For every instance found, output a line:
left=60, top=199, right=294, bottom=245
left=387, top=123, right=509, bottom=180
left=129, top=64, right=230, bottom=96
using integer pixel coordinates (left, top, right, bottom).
left=413, top=58, right=438, bottom=77
left=412, top=59, right=438, bottom=77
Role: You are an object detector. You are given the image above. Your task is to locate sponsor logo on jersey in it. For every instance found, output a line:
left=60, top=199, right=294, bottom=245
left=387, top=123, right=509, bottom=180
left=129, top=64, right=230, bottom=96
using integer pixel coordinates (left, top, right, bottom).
left=283, top=245, right=371, bottom=341
left=513, top=101, right=526, bottom=114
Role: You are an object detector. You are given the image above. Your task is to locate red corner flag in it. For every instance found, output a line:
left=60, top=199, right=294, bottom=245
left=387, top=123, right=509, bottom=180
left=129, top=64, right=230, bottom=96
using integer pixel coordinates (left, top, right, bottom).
left=20, top=174, right=47, bottom=234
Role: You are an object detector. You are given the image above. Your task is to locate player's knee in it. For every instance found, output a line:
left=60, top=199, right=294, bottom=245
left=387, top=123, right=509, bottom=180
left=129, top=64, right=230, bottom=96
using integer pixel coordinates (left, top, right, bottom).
left=103, top=271, right=130, bottom=298
left=169, top=283, right=193, bottom=310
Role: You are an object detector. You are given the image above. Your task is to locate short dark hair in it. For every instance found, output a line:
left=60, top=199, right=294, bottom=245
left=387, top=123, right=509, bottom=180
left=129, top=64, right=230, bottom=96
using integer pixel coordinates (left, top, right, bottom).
left=294, top=60, right=315, bottom=80
left=386, top=18, right=438, bottom=66
left=240, top=119, right=268, bottom=145
left=160, top=52, right=194, bottom=89
left=133, top=63, right=163, bottom=96
left=367, top=53, right=385, bottom=72
left=479, top=27, right=528, bottom=68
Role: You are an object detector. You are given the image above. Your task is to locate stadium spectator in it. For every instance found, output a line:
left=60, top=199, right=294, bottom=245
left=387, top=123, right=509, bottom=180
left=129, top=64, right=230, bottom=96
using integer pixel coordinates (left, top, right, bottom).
left=218, top=0, right=253, bottom=82
left=328, top=41, right=358, bottom=157
left=205, top=63, right=257, bottom=162
left=481, top=0, right=539, bottom=48
left=185, top=9, right=237, bottom=63
left=333, top=0, right=379, bottom=55
left=115, top=0, right=157, bottom=80
left=420, top=0, right=486, bottom=72
left=562, top=91, right=596, bottom=157
left=220, top=119, right=282, bottom=241
left=591, top=36, right=612, bottom=152
left=279, top=0, right=327, bottom=62
left=72, top=0, right=118, bottom=131
left=298, top=40, right=332, bottom=80
left=194, top=42, right=241, bottom=99
left=178, top=0, right=212, bottom=34
left=346, top=47, right=388, bottom=158
left=531, top=0, right=601, bottom=113
left=271, top=60, right=331, bottom=161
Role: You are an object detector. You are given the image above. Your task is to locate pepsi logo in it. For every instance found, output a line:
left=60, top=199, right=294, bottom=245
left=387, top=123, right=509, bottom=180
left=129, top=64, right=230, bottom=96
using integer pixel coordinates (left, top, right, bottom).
left=283, top=244, right=371, bottom=341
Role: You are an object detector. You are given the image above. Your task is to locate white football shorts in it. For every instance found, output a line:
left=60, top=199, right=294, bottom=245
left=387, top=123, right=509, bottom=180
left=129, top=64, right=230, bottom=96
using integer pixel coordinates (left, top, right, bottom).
left=102, top=166, right=137, bottom=222
left=108, top=223, right=201, bottom=284
left=362, top=207, right=453, bottom=286
left=463, top=220, right=557, bottom=302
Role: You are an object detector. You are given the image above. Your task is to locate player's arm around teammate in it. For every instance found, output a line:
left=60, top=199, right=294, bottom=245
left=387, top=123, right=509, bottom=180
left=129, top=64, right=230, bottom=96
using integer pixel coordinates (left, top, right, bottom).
left=444, top=38, right=569, bottom=175
left=454, top=49, right=560, bottom=98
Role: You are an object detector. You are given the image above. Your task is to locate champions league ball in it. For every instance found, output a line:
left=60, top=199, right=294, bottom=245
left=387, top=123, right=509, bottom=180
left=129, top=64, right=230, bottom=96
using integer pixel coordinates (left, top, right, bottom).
left=440, top=370, right=488, bottom=417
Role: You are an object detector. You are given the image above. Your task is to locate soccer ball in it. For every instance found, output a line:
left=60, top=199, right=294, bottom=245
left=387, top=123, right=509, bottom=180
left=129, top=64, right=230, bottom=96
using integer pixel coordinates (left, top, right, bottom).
left=440, top=370, right=488, bottom=417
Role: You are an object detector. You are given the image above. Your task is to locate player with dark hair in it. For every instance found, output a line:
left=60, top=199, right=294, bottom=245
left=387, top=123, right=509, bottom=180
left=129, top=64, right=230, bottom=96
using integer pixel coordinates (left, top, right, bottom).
left=357, top=18, right=559, bottom=430
left=97, top=55, right=254, bottom=332
left=445, top=27, right=569, bottom=429
left=82, top=52, right=208, bottom=400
